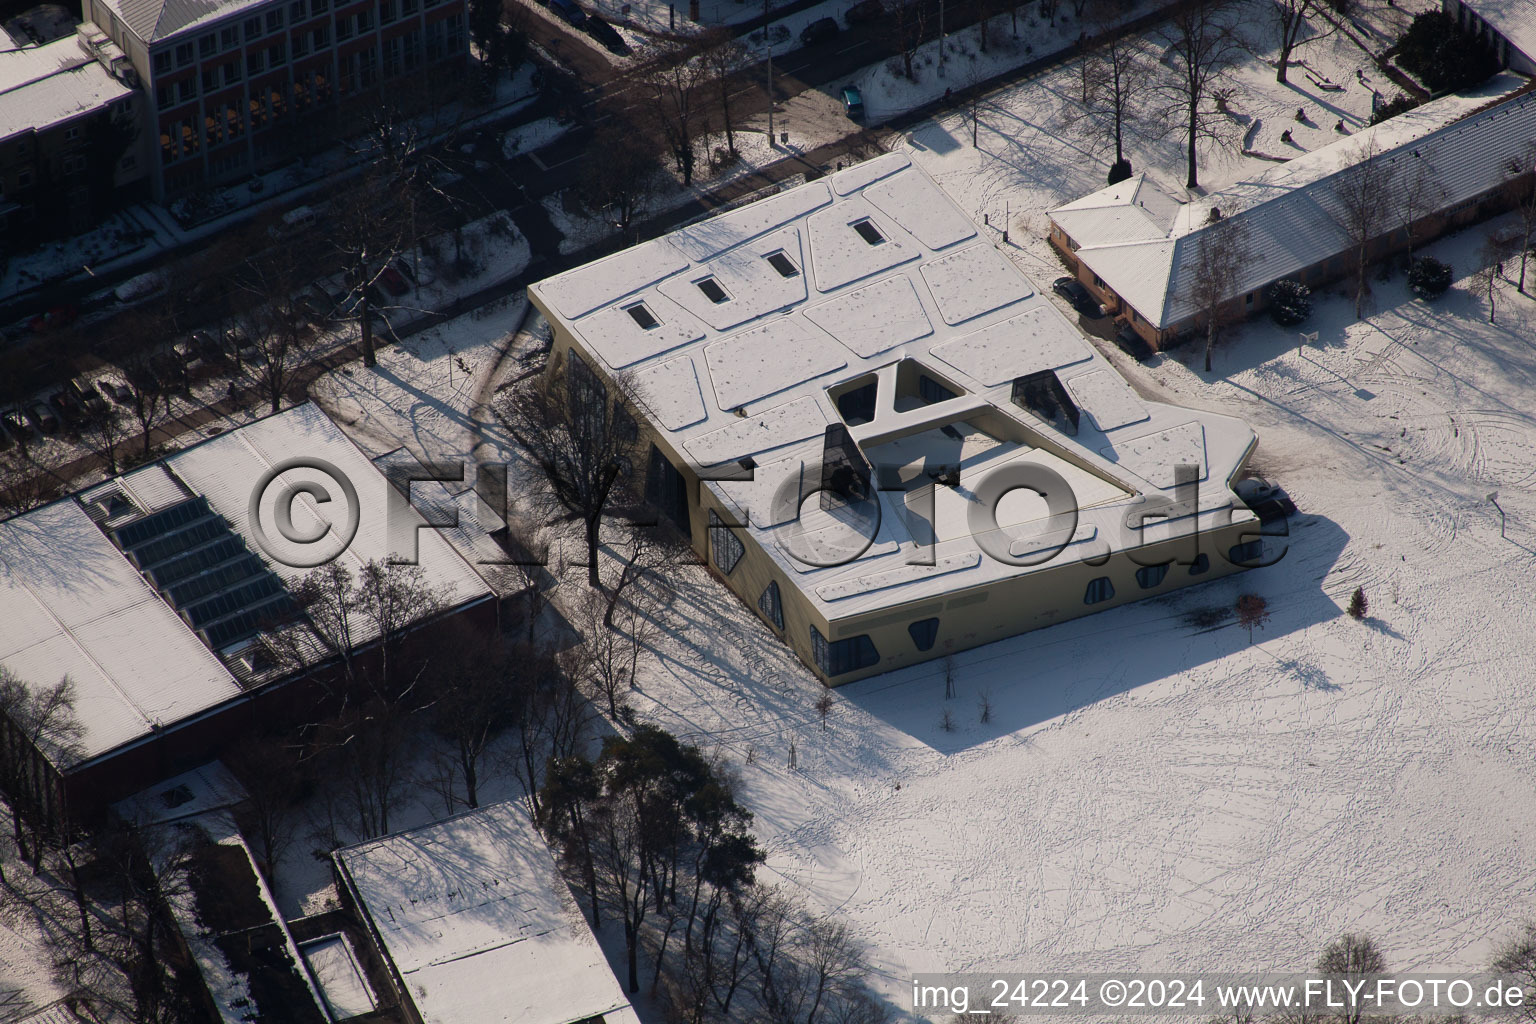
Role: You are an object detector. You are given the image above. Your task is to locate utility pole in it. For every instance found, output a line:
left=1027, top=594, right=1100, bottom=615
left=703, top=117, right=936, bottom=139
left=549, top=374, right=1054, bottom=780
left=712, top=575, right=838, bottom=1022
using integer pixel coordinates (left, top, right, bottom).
left=764, top=0, right=774, bottom=145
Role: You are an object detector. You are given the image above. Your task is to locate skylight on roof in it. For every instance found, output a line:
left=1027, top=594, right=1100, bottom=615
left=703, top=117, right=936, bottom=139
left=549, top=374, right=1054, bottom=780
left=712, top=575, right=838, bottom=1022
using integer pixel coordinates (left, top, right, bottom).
left=765, top=251, right=800, bottom=277
left=696, top=276, right=730, bottom=303
left=851, top=219, right=885, bottom=246
left=625, top=302, right=660, bottom=330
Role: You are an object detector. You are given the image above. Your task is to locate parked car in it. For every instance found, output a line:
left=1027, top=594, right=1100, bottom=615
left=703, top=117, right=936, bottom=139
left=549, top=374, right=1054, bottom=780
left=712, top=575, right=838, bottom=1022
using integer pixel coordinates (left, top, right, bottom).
left=27, top=402, right=59, bottom=435
left=583, top=14, right=628, bottom=53
left=3, top=410, right=30, bottom=443
left=49, top=391, right=85, bottom=428
left=1114, top=321, right=1153, bottom=361
left=1052, top=276, right=1105, bottom=319
left=1236, top=477, right=1297, bottom=524
left=801, top=16, right=839, bottom=46
left=379, top=266, right=410, bottom=296
left=28, top=305, right=78, bottom=333
left=845, top=0, right=883, bottom=25
left=549, top=0, right=586, bottom=25
left=842, top=86, right=865, bottom=121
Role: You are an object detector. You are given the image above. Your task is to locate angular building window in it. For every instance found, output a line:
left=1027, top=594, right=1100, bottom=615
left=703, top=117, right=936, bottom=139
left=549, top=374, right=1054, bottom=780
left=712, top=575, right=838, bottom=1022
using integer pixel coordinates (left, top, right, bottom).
left=1188, top=553, right=1210, bottom=576
left=1084, top=576, right=1115, bottom=605
left=758, top=581, right=784, bottom=630
left=1135, top=563, right=1169, bottom=589
left=908, top=617, right=940, bottom=651
left=708, top=510, right=743, bottom=575
left=1228, top=539, right=1264, bottom=567
left=810, top=626, right=879, bottom=677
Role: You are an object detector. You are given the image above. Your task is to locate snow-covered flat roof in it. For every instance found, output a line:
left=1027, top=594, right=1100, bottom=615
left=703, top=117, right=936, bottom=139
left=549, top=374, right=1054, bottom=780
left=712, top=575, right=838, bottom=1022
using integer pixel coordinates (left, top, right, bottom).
left=0, top=33, right=133, bottom=140
left=531, top=155, right=1259, bottom=623
left=1053, top=75, right=1535, bottom=329
left=0, top=404, right=493, bottom=771
left=334, top=801, right=639, bottom=1024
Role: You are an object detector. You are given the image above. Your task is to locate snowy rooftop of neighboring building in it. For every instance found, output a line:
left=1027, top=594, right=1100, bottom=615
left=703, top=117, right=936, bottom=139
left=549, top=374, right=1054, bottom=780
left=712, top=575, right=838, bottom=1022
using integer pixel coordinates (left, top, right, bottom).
left=530, top=154, right=1259, bottom=622
left=1457, top=0, right=1536, bottom=64
left=334, top=801, right=640, bottom=1024
left=0, top=32, right=133, bottom=140
left=0, top=403, right=493, bottom=770
left=1051, top=75, right=1534, bottom=329
left=96, top=0, right=272, bottom=44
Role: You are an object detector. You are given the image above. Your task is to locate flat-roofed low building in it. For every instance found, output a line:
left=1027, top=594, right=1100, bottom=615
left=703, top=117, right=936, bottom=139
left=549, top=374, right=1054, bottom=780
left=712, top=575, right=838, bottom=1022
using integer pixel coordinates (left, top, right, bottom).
left=0, top=26, right=146, bottom=245
left=1049, top=76, right=1536, bottom=351
left=0, top=402, right=496, bottom=827
left=527, top=153, right=1265, bottom=686
left=333, top=800, right=640, bottom=1024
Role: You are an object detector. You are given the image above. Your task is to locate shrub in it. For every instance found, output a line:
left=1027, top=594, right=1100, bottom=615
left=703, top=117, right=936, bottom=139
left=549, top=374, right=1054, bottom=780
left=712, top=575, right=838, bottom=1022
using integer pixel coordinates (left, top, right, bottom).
left=1409, top=256, right=1452, bottom=299
left=1369, top=93, right=1420, bottom=125
left=1107, top=157, right=1133, bottom=185
left=1266, top=279, right=1312, bottom=326
left=1395, top=12, right=1499, bottom=93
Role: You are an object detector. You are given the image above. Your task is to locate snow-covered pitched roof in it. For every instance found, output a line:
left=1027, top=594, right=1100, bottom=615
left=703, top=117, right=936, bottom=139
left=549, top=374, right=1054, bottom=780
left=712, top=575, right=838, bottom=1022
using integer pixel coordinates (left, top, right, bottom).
left=96, top=0, right=271, bottom=44
left=1054, top=75, right=1535, bottom=329
left=1050, top=173, right=1182, bottom=246
left=334, top=801, right=640, bottom=1024
left=0, top=404, right=494, bottom=770
left=0, top=33, right=133, bottom=140
left=1458, top=0, right=1536, bottom=64
left=530, top=154, right=1259, bottom=622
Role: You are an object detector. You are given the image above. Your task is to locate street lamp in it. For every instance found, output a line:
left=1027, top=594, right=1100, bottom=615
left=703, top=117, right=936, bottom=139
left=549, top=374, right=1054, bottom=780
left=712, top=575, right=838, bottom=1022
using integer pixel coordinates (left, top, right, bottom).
left=1488, top=491, right=1506, bottom=538
left=764, top=0, right=775, bottom=145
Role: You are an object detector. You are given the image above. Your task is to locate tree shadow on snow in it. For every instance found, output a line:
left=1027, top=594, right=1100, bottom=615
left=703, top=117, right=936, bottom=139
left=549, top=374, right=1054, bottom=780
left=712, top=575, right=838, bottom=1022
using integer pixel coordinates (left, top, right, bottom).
left=834, top=511, right=1353, bottom=754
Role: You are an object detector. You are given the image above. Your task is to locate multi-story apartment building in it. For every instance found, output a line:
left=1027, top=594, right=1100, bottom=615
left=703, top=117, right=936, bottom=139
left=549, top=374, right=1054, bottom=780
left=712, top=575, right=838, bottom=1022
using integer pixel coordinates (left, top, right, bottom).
left=0, top=25, right=145, bottom=245
left=82, top=0, right=468, bottom=200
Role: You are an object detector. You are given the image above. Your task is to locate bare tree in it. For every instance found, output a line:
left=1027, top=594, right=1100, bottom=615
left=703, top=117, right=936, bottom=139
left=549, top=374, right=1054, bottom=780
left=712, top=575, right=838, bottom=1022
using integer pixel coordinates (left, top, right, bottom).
left=1493, top=922, right=1536, bottom=1024
left=1188, top=213, right=1252, bottom=372
left=81, top=401, right=129, bottom=475
left=1333, top=138, right=1396, bottom=318
left=329, top=168, right=411, bottom=369
left=1270, top=0, right=1337, bottom=84
left=120, top=350, right=172, bottom=459
left=0, top=671, right=84, bottom=870
left=508, top=647, right=591, bottom=821
left=1156, top=0, right=1246, bottom=188
left=497, top=355, right=643, bottom=588
left=1396, top=153, right=1445, bottom=263
left=1317, top=934, right=1385, bottom=1024
left=884, top=0, right=929, bottom=82
left=1473, top=234, right=1518, bottom=324
left=578, top=113, right=667, bottom=244
left=570, top=588, right=662, bottom=719
left=224, top=733, right=304, bottom=879
left=425, top=624, right=521, bottom=808
left=1068, top=31, right=1149, bottom=179
left=1513, top=172, right=1536, bottom=293
left=645, top=44, right=709, bottom=186
left=0, top=456, right=61, bottom=519
left=699, top=28, right=750, bottom=156
left=231, top=246, right=314, bottom=415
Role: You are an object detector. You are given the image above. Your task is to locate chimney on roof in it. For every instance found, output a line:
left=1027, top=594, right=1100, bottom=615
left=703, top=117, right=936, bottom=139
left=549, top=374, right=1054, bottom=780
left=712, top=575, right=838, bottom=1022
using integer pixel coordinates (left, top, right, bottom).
left=1207, top=207, right=1223, bottom=223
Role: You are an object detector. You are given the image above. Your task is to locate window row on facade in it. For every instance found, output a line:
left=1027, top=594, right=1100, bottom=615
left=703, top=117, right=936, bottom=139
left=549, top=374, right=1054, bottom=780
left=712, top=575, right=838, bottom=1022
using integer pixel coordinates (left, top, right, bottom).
left=158, top=19, right=460, bottom=165
left=152, top=0, right=452, bottom=75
